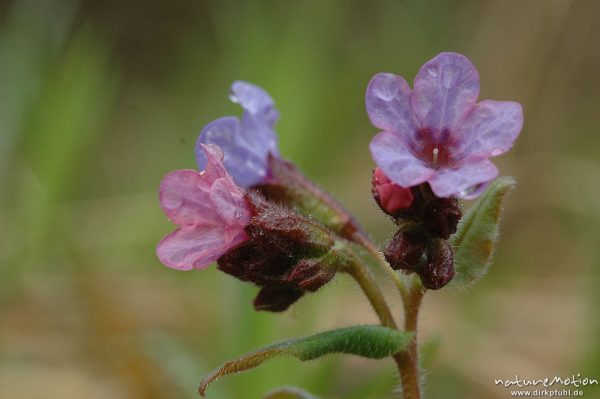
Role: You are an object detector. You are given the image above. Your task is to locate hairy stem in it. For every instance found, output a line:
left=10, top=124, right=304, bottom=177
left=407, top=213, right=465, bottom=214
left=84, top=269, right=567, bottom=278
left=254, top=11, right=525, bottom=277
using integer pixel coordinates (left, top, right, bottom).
left=345, top=259, right=398, bottom=330
left=345, top=258, right=423, bottom=399
left=397, top=276, right=424, bottom=399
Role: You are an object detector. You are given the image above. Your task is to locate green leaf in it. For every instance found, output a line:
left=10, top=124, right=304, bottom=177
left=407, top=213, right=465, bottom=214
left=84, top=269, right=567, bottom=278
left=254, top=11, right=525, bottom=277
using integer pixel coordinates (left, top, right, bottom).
left=199, top=325, right=413, bottom=396
left=450, top=176, right=516, bottom=287
left=263, top=386, right=319, bottom=399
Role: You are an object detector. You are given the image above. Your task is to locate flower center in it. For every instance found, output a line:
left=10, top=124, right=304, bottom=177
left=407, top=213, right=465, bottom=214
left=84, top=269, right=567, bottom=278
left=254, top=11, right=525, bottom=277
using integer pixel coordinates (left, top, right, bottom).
left=412, top=128, right=456, bottom=169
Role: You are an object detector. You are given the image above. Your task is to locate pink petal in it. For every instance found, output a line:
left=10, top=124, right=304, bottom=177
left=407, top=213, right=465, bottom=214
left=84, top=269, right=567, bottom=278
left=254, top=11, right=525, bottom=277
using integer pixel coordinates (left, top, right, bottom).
left=366, top=73, right=418, bottom=135
left=411, top=52, right=480, bottom=133
left=156, top=225, right=247, bottom=270
left=210, top=177, right=251, bottom=227
left=428, top=159, right=499, bottom=199
left=198, top=143, right=228, bottom=182
left=159, top=169, right=221, bottom=226
left=370, top=132, right=435, bottom=188
left=456, top=100, right=523, bottom=160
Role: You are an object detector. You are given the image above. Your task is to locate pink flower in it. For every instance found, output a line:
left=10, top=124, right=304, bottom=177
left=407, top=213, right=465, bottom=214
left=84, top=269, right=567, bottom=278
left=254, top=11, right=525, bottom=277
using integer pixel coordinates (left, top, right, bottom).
left=156, top=144, right=251, bottom=270
left=367, top=52, right=523, bottom=199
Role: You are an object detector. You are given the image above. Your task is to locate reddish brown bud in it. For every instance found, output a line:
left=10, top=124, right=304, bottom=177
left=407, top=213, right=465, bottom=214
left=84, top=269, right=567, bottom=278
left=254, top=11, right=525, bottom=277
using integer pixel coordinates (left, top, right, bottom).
left=383, top=230, right=426, bottom=271
left=285, top=258, right=336, bottom=292
left=419, top=240, right=455, bottom=290
left=372, top=168, right=414, bottom=217
left=423, top=196, right=462, bottom=239
left=217, top=240, right=293, bottom=285
left=217, top=193, right=340, bottom=312
left=253, top=284, right=304, bottom=312
left=245, top=191, right=335, bottom=256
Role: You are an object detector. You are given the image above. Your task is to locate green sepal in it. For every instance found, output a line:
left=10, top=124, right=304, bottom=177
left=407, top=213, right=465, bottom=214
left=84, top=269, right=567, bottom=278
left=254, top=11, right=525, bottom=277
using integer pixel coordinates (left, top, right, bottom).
left=198, top=325, right=413, bottom=396
left=450, top=176, right=516, bottom=287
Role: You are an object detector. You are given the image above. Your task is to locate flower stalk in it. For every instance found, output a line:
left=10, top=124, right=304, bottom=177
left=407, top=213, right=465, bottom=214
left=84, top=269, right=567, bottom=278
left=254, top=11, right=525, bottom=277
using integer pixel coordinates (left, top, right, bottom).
left=345, top=240, right=424, bottom=399
left=397, top=276, right=424, bottom=399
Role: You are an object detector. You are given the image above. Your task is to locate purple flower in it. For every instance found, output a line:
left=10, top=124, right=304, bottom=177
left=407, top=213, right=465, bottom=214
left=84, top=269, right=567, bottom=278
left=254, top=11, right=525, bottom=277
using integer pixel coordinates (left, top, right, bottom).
left=196, top=81, right=280, bottom=188
left=367, top=52, right=523, bottom=199
left=157, top=144, right=251, bottom=270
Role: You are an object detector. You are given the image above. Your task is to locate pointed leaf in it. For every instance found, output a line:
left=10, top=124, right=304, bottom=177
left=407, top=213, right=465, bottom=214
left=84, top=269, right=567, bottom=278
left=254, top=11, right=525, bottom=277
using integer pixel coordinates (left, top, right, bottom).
left=263, top=386, right=319, bottom=399
left=199, top=325, right=413, bottom=396
left=450, top=176, right=516, bottom=287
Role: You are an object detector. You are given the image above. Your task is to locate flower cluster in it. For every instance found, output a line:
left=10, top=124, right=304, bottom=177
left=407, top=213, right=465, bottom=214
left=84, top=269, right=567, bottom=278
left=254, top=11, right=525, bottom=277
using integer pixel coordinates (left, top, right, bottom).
left=156, top=53, right=524, bottom=399
left=158, top=82, right=345, bottom=311
left=156, top=52, right=523, bottom=306
left=380, top=184, right=462, bottom=289
left=368, top=52, right=523, bottom=289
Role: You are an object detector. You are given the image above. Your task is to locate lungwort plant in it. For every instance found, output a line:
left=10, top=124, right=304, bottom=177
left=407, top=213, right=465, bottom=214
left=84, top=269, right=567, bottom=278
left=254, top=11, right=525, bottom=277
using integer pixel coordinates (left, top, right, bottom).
left=156, top=52, right=523, bottom=399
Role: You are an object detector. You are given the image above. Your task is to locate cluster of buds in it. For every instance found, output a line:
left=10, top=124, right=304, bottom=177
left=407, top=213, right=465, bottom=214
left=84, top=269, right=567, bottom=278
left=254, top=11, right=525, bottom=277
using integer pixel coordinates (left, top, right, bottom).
left=218, top=191, right=343, bottom=312
left=373, top=168, right=462, bottom=289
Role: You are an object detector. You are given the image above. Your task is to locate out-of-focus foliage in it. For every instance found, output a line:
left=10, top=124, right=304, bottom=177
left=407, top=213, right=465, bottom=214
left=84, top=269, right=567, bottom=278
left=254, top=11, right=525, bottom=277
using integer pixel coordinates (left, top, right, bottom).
left=0, top=0, right=599, bottom=398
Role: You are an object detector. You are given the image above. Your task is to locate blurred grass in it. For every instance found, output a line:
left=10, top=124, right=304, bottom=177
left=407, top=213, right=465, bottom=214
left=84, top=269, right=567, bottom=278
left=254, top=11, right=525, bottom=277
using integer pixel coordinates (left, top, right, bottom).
left=1, top=0, right=599, bottom=398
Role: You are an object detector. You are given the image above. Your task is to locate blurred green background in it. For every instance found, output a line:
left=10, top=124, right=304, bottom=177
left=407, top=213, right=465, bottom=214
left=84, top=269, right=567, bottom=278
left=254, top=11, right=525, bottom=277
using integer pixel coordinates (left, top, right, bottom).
left=1, top=0, right=599, bottom=398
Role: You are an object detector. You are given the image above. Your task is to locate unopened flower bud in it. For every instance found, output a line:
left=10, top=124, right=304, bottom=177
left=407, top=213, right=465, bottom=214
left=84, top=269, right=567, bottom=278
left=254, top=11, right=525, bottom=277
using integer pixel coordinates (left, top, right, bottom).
left=423, top=196, right=462, bottom=239
left=285, top=258, right=336, bottom=292
left=217, top=192, right=342, bottom=312
left=383, top=230, right=425, bottom=271
left=253, top=284, right=304, bottom=312
left=419, top=240, right=455, bottom=290
left=244, top=191, right=335, bottom=257
left=372, top=168, right=414, bottom=217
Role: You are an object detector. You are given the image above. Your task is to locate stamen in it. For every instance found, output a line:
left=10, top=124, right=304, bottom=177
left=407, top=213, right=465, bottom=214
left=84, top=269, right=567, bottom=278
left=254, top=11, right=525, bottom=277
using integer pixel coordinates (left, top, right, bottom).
left=432, top=147, right=439, bottom=166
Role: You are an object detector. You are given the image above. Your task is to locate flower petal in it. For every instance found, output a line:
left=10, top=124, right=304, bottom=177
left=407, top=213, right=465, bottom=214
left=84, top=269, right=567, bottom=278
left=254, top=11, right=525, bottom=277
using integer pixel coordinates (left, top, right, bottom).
left=156, top=225, right=247, bottom=270
left=159, top=169, right=221, bottom=226
left=456, top=100, right=523, bottom=160
left=196, top=118, right=272, bottom=187
left=200, top=143, right=229, bottom=181
left=366, top=73, right=418, bottom=135
left=210, top=177, right=251, bottom=227
left=411, top=52, right=480, bottom=132
left=195, top=122, right=236, bottom=177
left=370, top=132, right=435, bottom=187
left=231, top=80, right=279, bottom=124
left=428, top=159, right=499, bottom=199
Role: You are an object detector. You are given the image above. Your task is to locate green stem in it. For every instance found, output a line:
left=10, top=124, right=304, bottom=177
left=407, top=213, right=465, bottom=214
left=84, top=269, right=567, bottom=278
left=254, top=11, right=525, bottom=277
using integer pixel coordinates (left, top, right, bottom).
left=397, top=277, right=424, bottom=399
left=345, top=258, right=397, bottom=330
left=345, top=257, right=423, bottom=399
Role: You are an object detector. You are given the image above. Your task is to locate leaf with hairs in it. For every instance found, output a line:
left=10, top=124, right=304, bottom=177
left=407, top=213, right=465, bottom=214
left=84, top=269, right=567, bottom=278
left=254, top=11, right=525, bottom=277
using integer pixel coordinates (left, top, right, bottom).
left=450, top=176, right=516, bottom=287
left=199, top=325, right=413, bottom=396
